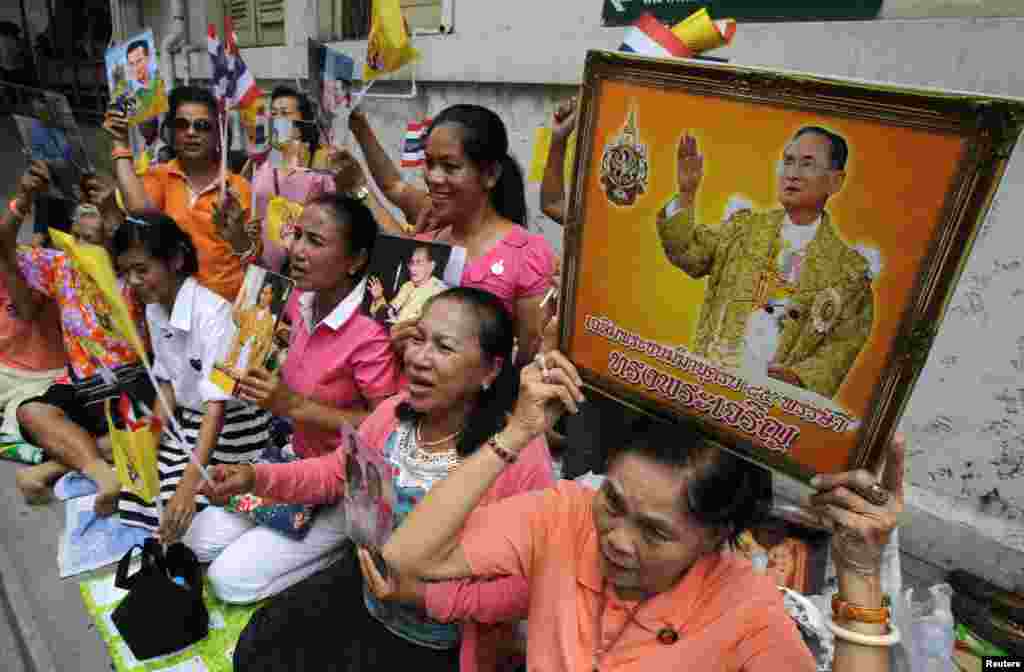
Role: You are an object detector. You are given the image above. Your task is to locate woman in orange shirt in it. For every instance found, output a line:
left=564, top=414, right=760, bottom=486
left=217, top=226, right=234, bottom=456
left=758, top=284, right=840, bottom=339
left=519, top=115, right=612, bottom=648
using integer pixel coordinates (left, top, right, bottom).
left=364, top=353, right=905, bottom=672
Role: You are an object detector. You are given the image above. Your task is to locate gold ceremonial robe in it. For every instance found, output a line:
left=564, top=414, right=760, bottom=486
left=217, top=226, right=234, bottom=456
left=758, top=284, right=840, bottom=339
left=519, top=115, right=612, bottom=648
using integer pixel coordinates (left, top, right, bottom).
left=370, top=275, right=448, bottom=324
left=657, top=204, right=874, bottom=398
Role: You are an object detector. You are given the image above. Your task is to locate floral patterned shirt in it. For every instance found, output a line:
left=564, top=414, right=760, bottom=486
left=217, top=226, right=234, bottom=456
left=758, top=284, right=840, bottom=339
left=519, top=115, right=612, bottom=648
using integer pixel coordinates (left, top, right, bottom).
left=16, top=246, right=144, bottom=382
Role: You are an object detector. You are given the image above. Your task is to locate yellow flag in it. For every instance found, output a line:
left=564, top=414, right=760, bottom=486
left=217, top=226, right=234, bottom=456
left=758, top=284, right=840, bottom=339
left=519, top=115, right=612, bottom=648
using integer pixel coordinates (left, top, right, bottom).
left=528, top=128, right=552, bottom=183
left=266, top=196, right=304, bottom=245
left=363, top=0, right=420, bottom=81
left=527, top=127, right=577, bottom=187
left=49, top=229, right=149, bottom=367
left=135, top=149, right=151, bottom=176
left=671, top=8, right=737, bottom=53
left=106, top=395, right=161, bottom=504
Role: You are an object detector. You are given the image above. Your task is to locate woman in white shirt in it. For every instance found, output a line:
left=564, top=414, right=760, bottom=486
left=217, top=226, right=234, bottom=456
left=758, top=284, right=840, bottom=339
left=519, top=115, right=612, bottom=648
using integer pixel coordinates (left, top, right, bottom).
left=113, top=212, right=272, bottom=543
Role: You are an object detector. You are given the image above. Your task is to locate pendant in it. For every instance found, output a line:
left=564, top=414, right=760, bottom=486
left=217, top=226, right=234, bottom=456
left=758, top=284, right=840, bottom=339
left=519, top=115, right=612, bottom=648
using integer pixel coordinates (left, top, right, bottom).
left=491, top=259, right=505, bottom=276
left=657, top=627, right=680, bottom=645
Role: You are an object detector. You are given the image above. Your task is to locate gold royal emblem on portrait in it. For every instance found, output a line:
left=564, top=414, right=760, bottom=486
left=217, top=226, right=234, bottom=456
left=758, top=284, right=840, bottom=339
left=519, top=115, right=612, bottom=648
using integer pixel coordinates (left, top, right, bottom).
left=600, top=103, right=649, bottom=207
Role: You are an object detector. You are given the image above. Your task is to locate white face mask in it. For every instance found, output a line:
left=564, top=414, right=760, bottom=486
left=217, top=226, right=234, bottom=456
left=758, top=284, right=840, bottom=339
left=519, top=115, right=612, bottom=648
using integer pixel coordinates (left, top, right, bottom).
left=272, top=118, right=294, bottom=145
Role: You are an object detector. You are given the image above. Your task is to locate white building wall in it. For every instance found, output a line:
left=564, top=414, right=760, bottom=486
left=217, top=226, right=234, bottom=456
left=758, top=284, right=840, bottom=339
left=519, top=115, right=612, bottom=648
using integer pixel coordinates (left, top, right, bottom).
left=128, top=0, right=1024, bottom=591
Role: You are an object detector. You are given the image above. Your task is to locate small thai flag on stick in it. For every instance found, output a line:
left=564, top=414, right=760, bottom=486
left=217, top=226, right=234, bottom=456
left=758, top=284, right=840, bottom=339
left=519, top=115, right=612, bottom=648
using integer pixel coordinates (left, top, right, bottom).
left=401, top=117, right=432, bottom=168
left=619, top=13, right=693, bottom=59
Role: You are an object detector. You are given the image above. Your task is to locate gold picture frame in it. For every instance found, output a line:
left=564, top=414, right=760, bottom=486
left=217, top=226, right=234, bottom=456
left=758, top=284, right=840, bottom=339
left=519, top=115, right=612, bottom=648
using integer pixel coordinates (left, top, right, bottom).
left=561, top=50, right=1024, bottom=481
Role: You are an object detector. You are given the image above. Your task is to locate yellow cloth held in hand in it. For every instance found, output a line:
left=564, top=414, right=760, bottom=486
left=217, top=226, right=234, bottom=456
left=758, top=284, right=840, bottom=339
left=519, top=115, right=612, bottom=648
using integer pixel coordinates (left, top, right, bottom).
left=49, top=229, right=149, bottom=367
left=106, top=394, right=161, bottom=504
left=363, top=0, right=420, bottom=80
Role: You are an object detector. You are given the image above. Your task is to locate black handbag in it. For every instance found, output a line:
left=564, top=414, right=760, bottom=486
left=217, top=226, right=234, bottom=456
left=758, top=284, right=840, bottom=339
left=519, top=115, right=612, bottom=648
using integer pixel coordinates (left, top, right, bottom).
left=111, top=538, right=209, bottom=660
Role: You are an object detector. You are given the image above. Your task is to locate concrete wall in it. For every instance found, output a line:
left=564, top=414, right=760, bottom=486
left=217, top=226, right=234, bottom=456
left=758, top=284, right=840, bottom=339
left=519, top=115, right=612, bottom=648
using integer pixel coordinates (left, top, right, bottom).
left=128, top=0, right=1024, bottom=590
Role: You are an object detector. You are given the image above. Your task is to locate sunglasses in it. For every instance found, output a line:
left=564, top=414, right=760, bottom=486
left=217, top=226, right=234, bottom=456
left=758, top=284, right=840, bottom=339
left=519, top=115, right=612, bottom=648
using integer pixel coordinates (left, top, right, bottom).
left=170, top=117, right=214, bottom=134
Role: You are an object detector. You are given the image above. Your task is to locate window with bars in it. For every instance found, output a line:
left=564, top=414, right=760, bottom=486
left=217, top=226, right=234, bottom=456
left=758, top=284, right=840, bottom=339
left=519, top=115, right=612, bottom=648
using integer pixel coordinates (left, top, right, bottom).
left=219, top=0, right=287, bottom=47
left=319, top=0, right=448, bottom=42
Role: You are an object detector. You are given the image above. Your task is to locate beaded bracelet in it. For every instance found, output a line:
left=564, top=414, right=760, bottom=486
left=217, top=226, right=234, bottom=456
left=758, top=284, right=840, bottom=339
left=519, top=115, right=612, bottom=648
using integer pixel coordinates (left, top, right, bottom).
left=487, top=433, right=518, bottom=464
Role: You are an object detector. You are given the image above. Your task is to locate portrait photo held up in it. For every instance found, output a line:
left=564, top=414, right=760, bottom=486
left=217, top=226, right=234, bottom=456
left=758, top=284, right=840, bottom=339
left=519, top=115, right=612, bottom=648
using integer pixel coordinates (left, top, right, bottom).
left=308, top=39, right=355, bottom=144
left=105, top=29, right=169, bottom=126
left=363, top=235, right=467, bottom=326
left=13, top=90, right=93, bottom=202
left=210, top=265, right=294, bottom=396
left=341, top=423, right=397, bottom=551
left=560, top=50, right=1024, bottom=481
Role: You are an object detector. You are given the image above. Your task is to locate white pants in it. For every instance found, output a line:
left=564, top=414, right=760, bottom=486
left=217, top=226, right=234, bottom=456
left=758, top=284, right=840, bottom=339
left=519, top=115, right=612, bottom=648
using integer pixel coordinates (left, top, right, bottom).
left=183, top=502, right=349, bottom=604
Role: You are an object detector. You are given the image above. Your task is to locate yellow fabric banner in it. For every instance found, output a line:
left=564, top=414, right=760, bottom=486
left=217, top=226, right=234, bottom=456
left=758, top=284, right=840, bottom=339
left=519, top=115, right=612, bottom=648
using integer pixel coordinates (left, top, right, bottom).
left=49, top=229, right=149, bottom=367
left=528, top=127, right=577, bottom=186
left=363, top=0, right=420, bottom=81
left=266, top=196, right=304, bottom=246
left=106, top=396, right=161, bottom=505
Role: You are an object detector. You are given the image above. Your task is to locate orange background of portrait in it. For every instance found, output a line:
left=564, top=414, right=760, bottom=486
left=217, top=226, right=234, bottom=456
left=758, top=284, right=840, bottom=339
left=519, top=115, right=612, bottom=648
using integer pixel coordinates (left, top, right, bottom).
left=569, top=78, right=965, bottom=474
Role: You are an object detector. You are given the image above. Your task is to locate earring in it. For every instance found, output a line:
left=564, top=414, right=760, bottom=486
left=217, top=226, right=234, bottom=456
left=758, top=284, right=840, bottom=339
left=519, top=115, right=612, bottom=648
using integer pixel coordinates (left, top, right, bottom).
left=481, top=381, right=490, bottom=392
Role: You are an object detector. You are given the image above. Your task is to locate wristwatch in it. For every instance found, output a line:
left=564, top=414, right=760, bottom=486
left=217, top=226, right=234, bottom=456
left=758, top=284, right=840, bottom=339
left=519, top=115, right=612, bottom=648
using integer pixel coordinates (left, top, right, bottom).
left=352, top=185, right=369, bottom=202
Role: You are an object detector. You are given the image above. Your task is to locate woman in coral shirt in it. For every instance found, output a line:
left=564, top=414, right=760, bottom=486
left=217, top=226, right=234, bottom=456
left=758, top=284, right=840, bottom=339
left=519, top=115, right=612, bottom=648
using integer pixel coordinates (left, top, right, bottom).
left=367, top=353, right=906, bottom=672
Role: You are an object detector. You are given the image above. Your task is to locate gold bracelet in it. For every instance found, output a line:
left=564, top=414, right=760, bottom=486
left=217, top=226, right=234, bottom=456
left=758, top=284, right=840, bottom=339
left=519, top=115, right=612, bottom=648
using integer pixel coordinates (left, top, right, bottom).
left=832, top=593, right=891, bottom=625
left=486, top=433, right=518, bottom=464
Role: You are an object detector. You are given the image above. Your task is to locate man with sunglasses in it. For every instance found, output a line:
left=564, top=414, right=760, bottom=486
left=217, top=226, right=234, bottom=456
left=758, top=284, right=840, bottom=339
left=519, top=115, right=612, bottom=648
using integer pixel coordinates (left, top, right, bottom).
left=656, top=126, right=876, bottom=398
left=105, top=85, right=255, bottom=302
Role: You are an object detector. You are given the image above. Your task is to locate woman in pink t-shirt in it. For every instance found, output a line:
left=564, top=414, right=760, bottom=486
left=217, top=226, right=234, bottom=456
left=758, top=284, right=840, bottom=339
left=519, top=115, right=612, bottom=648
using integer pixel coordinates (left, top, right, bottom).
left=350, top=105, right=556, bottom=366
left=181, top=193, right=401, bottom=604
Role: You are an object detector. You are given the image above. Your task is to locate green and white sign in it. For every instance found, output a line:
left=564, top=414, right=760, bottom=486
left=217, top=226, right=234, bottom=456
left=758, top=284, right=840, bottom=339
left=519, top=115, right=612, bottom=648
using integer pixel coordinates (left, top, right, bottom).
left=602, top=1, right=885, bottom=26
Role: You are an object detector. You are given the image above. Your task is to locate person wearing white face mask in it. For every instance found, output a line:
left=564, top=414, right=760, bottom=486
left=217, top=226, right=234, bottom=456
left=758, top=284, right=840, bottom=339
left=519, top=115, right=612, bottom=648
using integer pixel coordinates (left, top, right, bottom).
left=251, top=87, right=405, bottom=273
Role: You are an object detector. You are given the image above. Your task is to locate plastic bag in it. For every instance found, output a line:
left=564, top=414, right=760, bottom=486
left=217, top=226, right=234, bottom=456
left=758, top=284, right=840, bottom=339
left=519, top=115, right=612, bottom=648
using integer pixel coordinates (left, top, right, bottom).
left=902, top=583, right=955, bottom=672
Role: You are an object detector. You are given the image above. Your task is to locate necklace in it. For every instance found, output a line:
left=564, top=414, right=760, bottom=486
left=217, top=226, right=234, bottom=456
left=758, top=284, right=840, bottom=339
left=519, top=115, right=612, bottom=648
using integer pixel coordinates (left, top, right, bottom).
left=591, top=582, right=654, bottom=672
left=397, top=423, right=459, bottom=474
left=415, top=420, right=463, bottom=448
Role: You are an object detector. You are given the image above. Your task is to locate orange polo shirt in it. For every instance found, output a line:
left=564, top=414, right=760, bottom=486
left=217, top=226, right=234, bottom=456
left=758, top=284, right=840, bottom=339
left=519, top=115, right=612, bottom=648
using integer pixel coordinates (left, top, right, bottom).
left=461, top=481, right=815, bottom=672
left=143, top=160, right=252, bottom=302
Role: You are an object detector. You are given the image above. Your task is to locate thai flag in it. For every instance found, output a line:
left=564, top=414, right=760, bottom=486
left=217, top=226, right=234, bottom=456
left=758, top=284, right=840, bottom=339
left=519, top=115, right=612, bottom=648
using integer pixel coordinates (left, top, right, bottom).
left=209, top=20, right=263, bottom=111
left=619, top=13, right=693, bottom=59
left=400, top=117, right=432, bottom=168
left=224, top=17, right=263, bottom=109
left=208, top=24, right=230, bottom=111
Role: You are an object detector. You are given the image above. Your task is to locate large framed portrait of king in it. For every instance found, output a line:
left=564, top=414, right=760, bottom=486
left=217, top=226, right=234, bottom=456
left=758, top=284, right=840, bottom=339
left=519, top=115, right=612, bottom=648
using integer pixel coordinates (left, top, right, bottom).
left=561, top=50, right=1024, bottom=480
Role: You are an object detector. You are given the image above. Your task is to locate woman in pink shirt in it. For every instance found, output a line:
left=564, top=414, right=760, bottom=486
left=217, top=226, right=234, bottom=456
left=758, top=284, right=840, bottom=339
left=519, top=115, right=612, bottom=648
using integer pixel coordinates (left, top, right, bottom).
left=210, top=287, right=555, bottom=672
left=181, top=193, right=402, bottom=604
left=350, top=105, right=556, bottom=366
left=365, top=354, right=907, bottom=672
